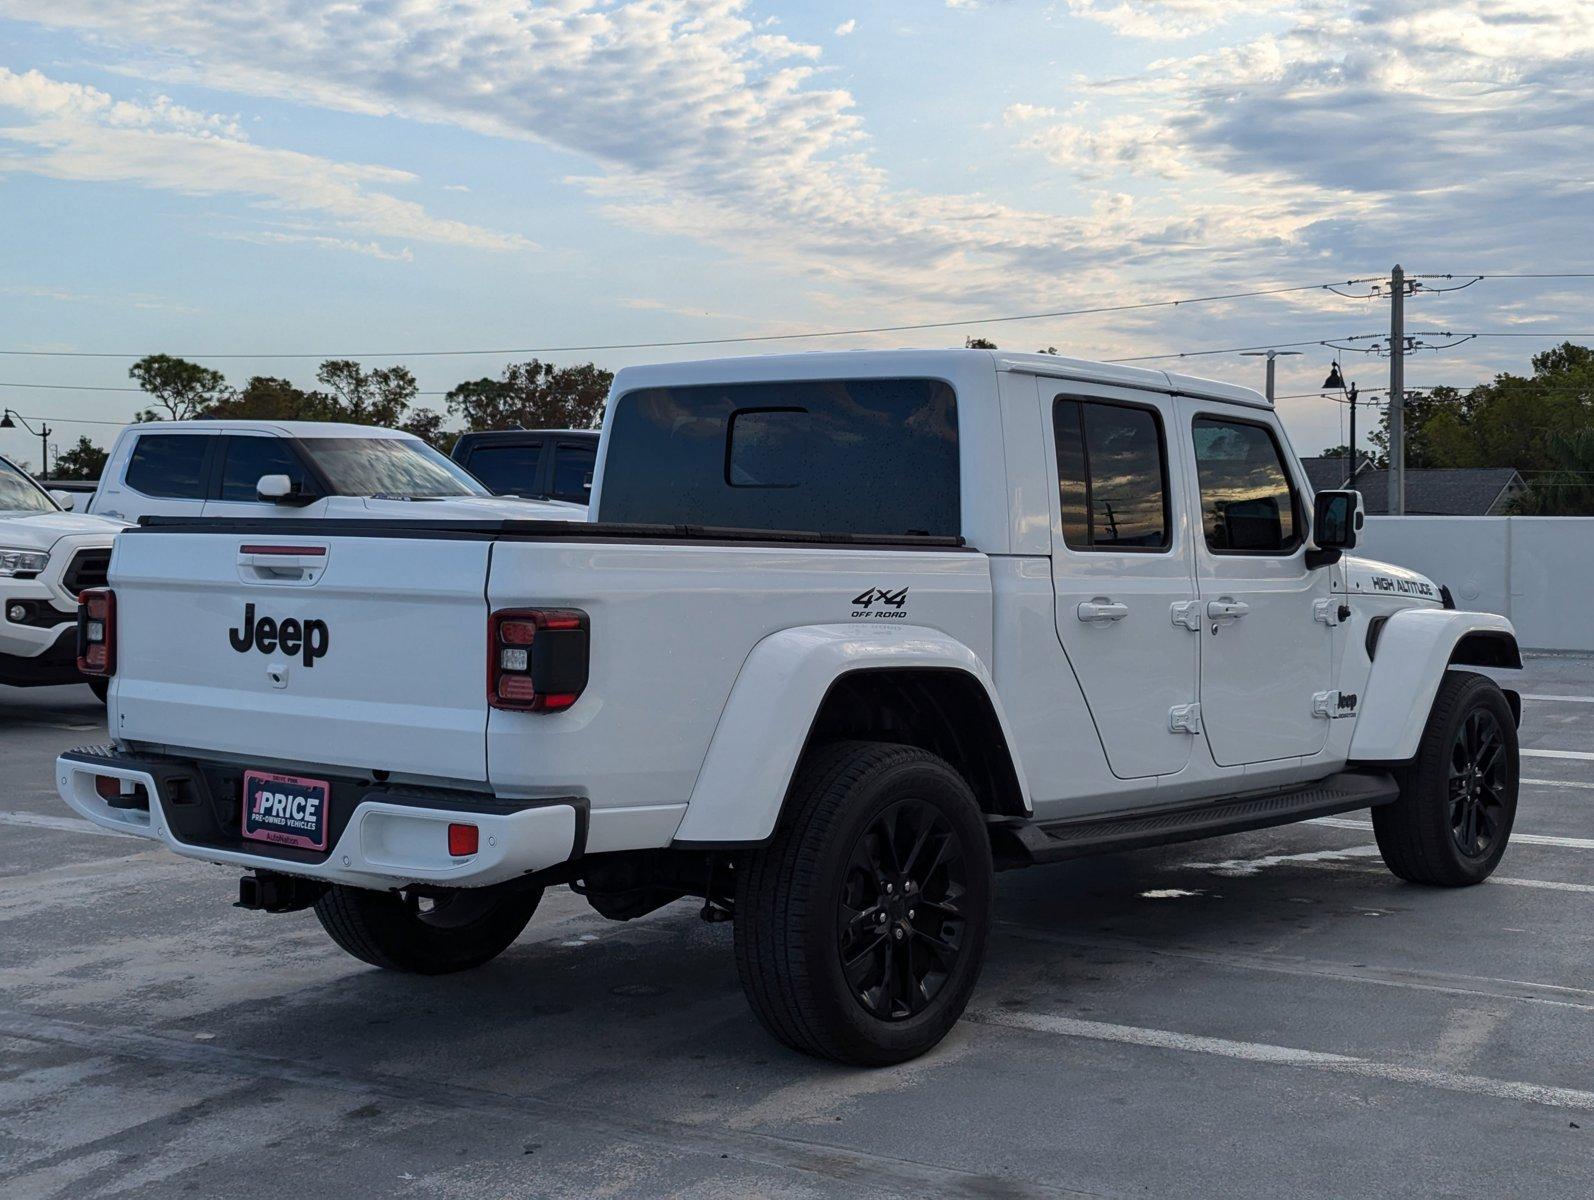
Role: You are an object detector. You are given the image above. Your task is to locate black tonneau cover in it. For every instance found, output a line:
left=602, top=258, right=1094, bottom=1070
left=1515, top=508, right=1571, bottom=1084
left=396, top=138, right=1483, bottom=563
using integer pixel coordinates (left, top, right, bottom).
left=134, top=515, right=968, bottom=550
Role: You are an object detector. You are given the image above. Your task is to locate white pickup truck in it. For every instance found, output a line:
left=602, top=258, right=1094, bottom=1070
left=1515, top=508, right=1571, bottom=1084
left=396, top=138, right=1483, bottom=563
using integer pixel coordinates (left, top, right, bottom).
left=85, top=420, right=583, bottom=523
left=1, top=453, right=123, bottom=697
left=57, top=350, right=1522, bottom=1065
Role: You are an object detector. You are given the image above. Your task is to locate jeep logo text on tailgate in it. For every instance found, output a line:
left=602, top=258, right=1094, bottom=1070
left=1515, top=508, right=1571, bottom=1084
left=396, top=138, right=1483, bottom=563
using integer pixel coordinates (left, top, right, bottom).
left=229, top=603, right=329, bottom=668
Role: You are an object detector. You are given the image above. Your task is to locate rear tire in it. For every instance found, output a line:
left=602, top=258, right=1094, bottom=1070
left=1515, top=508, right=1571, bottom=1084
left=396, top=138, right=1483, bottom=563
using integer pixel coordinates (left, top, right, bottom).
left=1372, top=670, right=1518, bottom=886
left=314, top=883, right=542, bottom=974
left=734, top=741, right=994, bottom=1066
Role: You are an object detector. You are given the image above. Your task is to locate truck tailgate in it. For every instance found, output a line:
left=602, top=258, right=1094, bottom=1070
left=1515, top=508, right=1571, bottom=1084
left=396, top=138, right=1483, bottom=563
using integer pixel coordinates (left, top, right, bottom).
left=111, top=532, right=492, bottom=783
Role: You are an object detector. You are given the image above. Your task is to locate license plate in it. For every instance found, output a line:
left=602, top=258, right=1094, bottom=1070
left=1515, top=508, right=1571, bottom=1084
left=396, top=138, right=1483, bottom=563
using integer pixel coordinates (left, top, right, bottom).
left=241, top=770, right=331, bottom=851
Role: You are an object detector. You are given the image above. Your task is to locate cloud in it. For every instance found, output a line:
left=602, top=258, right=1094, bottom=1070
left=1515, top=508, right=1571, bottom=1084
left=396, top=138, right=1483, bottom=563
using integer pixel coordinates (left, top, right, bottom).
left=0, top=0, right=1181, bottom=305
left=224, top=230, right=417, bottom=261
left=834, top=18, right=857, bottom=36
left=1062, top=1, right=1267, bottom=40
left=0, top=67, right=532, bottom=256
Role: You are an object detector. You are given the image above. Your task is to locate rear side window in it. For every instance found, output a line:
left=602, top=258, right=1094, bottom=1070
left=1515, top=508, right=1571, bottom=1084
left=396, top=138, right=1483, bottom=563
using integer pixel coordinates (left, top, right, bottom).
left=464, top=443, right=542, bottom=495
left=598, top=379, right=959, bottom=536
left=1191, top=416, right=1300, bottom=553
left=124, top=434, right=210, bottom=499
left=1053, top=398, right=1170, bottom=551
left=550, top=442, right=596, bottom=503
left=219, top=437, right=314, bottom=501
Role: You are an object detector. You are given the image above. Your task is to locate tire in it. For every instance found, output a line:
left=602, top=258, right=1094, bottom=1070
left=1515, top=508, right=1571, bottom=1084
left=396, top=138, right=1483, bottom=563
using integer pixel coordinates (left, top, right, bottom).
left=313, top=883, right=542, bottom=974
left=87, top=678, right=109, bottom=704
left=734, top=741, right=994, bottom=1066
left=1372, top=670, right=1519, bottom=886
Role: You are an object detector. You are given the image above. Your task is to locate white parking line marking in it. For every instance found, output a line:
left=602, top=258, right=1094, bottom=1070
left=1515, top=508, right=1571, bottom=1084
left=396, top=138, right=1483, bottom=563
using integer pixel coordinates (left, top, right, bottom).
left=1522, top=693, right=1594, bottom=704
left=0, top=810, right=127, bottom=839
left=1523, top=748, right=1594, bottom=761
left=999, top=924, right=1594, bottom=1011
left=1309, top=817, right=1594, bottom=850
left=1522, top=777, right=1594, bottom=791
left=966, top=1008, right=1594, bottom=1112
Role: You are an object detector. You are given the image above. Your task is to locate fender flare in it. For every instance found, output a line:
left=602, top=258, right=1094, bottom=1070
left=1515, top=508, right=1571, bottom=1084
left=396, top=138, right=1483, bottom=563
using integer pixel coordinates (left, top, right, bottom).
left=1349, top=608, right=1520, bottom=763
left=672, top=623, right=1031, bottom=845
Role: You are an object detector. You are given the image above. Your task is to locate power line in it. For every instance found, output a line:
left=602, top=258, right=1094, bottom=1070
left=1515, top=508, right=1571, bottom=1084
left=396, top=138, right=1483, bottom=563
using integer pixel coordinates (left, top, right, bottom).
left=0, top=278, right=1386, bottom=361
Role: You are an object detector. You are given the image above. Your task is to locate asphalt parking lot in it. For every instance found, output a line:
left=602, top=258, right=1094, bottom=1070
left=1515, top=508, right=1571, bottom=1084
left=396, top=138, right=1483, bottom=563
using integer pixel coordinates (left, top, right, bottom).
left=2, top=660, right=1590, bottom=1199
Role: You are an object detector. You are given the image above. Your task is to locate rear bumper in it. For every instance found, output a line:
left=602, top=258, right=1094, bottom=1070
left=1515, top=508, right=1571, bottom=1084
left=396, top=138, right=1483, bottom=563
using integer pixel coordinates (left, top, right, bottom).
left=55, top=748, right=584, bottom=890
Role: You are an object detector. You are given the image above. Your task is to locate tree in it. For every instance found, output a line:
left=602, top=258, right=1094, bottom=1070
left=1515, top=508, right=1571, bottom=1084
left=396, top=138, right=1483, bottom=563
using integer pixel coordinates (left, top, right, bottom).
left=49, top=436, right=109, bottom=481
left=1368, top=342, right=1594, bottom=476
left=964, top=336, right=998, bottom=350
left=128, top=354, right=232, bottom=421
left=205, top=375, right=331, bottom=421
left=445, top=360, right=610, bottom=432
left=1511, top=428, right=1594, bottom=515
left=316, top=360, right=420, bottom=427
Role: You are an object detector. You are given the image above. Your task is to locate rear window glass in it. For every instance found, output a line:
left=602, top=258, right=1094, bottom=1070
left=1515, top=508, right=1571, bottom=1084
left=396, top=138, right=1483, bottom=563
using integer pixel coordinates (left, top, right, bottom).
left=126, top=434, right=210, bottom=499
left=464, top=443, right=542, bottom=495
left=598, top=379, right=959, bottom=536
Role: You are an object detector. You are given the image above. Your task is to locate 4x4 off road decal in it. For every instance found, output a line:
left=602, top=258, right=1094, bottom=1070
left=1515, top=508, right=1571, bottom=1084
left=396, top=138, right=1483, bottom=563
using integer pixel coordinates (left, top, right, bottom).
left=851, top=587, right=909, bottom=619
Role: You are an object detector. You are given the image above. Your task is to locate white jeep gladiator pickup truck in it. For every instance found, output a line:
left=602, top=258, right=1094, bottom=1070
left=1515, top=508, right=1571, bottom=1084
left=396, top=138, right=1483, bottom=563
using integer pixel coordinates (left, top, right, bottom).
left=56, top=350, right=1522, bottom=1065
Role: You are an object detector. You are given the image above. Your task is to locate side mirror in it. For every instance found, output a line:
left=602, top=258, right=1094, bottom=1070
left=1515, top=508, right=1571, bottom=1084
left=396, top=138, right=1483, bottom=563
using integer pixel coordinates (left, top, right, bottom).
left=49, top=490, right=76, bottom=511
left=256, top=474, right=317, bottom=506
left=257, top=474, right=293, bottom=501
left=1307, top=489, right=1362, bottom=567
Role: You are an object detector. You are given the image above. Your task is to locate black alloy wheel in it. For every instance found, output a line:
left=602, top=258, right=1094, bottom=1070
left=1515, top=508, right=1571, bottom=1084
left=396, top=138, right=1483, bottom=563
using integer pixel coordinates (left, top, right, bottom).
left=1449, top=707, right=1511, bottom=859
left=1373, top=669, right=1519, bottom=886
left=838, top=798, right=969, bottom=1021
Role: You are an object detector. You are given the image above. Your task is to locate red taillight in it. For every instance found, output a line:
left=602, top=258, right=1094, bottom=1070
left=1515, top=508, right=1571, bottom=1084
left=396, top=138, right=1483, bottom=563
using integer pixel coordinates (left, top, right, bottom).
left=447, top=823, right=479, bottom=857
left=488, top=608, right=589, bottom=713
left=77, top=588, right=116, bottom=676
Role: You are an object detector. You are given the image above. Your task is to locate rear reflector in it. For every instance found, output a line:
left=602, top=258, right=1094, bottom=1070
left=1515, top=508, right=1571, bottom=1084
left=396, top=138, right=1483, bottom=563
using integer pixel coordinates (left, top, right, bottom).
left=447, top=823, right=479, bottom=857
left=488, top=608, right=589, bottom=713
left=94, top=774, right=122, bottom=800
left=76, top=588, right=116, bottom=676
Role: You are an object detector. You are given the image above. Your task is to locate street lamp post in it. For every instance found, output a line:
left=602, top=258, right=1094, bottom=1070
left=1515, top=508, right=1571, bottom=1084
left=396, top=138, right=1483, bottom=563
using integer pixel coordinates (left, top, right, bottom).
left=1322, top=362, right=1360, bottom=486
left=0, top=409, right=52, bottom=479
left=1240, top=349, right=1302, bottom=404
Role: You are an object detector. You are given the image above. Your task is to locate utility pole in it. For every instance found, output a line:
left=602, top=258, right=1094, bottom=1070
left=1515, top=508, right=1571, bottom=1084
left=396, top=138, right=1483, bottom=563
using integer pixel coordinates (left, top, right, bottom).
left=1388, top=264, right=1405, bottom=514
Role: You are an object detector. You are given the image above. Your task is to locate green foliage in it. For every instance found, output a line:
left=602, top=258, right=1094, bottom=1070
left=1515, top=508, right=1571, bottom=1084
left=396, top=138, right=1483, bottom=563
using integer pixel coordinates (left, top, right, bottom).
left=128, top=354, right=231, bottom=422
left=1511, top=428, right=1594, bottom=515
left=1369, top=342, right=1594, bottom=484
left=444, top=360, right=610, bottom=432
left=49, top=435, right=109, bottom=481
left=964, top=336, right=998, bottom=349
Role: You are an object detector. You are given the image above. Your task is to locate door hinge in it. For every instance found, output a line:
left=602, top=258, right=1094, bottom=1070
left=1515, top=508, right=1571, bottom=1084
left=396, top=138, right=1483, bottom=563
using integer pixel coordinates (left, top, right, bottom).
left=1168, top=702, right=1202, bottom=734
left=1312, top=690, right=1360, bottom=719
left=1170, top=600, right=1203, bottom=632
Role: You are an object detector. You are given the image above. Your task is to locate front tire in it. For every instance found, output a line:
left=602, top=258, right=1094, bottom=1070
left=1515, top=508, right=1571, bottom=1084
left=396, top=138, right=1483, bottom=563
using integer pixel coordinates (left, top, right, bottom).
left=734, top=741, right=994, bottom=1066
left=314, top=883, right=542, bottom=974
left=1373, top=670, right=1518, bottom=886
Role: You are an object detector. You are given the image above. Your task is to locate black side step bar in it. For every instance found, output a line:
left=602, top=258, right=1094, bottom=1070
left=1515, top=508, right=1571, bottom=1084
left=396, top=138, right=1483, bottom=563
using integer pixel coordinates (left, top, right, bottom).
left=989, top=769, right=1399, bottom=869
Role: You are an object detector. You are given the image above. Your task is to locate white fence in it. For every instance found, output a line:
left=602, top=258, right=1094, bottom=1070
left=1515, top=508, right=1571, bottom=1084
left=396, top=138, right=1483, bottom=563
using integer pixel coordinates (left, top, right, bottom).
left=1357, top=516, right=1594, bottom=653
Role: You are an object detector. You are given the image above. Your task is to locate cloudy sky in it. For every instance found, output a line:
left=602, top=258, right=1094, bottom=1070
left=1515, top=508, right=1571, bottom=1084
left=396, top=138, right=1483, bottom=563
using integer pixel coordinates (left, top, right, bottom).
left=2, top=0, right=1592, bottom=463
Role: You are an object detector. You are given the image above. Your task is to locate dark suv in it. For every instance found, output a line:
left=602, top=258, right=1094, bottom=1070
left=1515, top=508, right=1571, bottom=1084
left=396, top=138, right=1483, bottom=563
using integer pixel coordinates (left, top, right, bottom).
left=450, top=430, right=599, bottom=504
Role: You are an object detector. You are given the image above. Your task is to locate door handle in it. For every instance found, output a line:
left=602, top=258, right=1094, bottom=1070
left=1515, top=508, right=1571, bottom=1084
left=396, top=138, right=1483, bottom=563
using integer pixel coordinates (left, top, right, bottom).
left=1077, top=598, right=1130, bottom=623
left=1206, top=598, right=1250, bottom=621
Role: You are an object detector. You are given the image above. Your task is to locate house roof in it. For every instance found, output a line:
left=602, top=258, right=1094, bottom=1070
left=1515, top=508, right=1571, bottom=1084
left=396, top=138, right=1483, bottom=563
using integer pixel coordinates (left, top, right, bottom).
left=1353, top=468, right=1526, bottom=516
left=1299, top=455, right=1374, bottom=493
left=1298, top=457, right=1527, bottom=515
